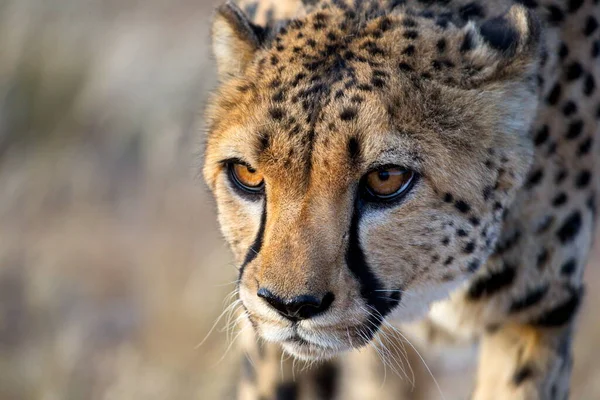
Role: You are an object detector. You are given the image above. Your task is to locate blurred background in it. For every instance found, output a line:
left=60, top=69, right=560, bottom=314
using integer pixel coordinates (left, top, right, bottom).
left=0, top=1, right=598, bottom=399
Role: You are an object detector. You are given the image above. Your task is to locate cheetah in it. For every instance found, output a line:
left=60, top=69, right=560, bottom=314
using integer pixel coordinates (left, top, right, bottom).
left=202, top=0, right=600, bottom=398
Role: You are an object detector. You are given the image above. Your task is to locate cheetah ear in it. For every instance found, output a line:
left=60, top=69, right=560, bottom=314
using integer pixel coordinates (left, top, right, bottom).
left=464, top=4, right=541, bottom=83
left=479, top=4, right=540, bottom=57
left=212, top=2, right=262, bottom=81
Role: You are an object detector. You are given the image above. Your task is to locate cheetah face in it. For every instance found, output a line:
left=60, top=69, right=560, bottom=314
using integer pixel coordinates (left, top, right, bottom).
left=204, top=2, right=540, bottom=360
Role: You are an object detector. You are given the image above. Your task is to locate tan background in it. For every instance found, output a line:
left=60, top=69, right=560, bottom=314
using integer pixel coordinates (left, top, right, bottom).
left=0, top=1, right=598, bottom=399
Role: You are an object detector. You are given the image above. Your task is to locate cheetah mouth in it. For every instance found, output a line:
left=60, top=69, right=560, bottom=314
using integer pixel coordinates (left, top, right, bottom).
left=274, top=324, right=377, bottom=361
left=281, top=333, right=350, bottom=361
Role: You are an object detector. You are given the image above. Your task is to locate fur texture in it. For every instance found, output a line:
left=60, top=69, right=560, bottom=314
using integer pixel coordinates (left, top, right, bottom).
left=203, top=0, right=600, bottom=398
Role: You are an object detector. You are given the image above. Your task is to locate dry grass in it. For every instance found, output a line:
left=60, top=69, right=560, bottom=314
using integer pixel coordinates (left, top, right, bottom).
left=0, top=1, right=598, bottom=399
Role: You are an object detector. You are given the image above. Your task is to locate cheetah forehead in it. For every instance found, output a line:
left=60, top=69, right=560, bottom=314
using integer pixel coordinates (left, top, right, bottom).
left=206, top=2, right=540, bottom=188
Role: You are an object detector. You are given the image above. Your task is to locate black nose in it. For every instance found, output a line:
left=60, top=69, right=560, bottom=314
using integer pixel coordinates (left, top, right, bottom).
left=257, top=288, right=334, bottom=321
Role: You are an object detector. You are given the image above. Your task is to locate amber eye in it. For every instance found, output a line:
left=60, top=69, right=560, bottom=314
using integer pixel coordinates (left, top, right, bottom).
left=363, top=166, right=415, bottom=201
left=228, top=162, right=265, bottom=195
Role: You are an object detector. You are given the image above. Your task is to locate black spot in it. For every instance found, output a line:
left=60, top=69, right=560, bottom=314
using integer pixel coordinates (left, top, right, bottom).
left=276, top=382, right=298, bottom=400
left=444, top=193, right=454, bottom=203
left=536, top=249, right=549, bottom=269
left=584, top=16, right=599, bottom=36
left=350, top=95, right=364, bottom=103
left=567, top=0, right=584, bottom=13
left=402, top=18, right=418, bottom=27
left=552, top=193, right=568, bottom=207
left=402, top=45, right=416, bottom=56
left=514, top=0, right=538, bottom=8
left=578, top=137, right=593, bottom=156
left=532, top=286, right=583, bottom=327
left=379, top=17, right=393, bottom=32
left=565, top=61, right=583, bottom=81
left=371, top=77, right=386, bottom=88
left=398, top=62, right=413, bottom=72
left=403, top=30, right=419, bottom=39
left=463, top=241, right=476, bottom=254
left=269, top=108, right=285, bottom=121
left=479, top=16, right=518, bottom=52
left=457, top=229, right=468, bottom=237
left=526, top=169, right=544, bottom=189
left=592, top=40, right=600, bottom=58
left=444, top=256, right=454, bottom=266
left=546, top=83, right=562, bottom=105
left=436, top=38, right=447, bottom=53
left=575, top=170, right=591, bottom=188
left=512, top=365, right=534, bottom=386
left=258, top=131, right=270, bottom=153
left=547, top=5, right=565, bottom=25
left=562, top=101, right=577, bottom=116
left=272, top=89, right=287, bottom=103
left=555, top=169, right=568, bottom=184
left=433, top=59, right=455, bottom=70
left=556, top=211, right=582, bottom=244
left=459, top=3, right=485, bottom=20
left=455, top=200, right=470, bottom=213
left=588, top=194, right=597, bottom=216
left=348, top=137, right=361, bottom=162
left=460, top=31, right=476, bottom=52
left=483, top=186, right=493, bottom=201
left=467, top=263, right=516, bottom=300
left=340, top=108, right=357, bottom=121
left=584, top=74, right=595, bottom=96
left=565, top=120, right=584, bottom=140
left=534, top=125, right=549, bottom=146
left=559, top=42, right=569, bottom=60
left=496, top=230, right=521, bottom=254
left=367, top=46, right=385, bottom=57
left=509, top=285, right=549, bottom=313
left=436, top=17, right=450, bottom=29
left=561, top=259, right=577, bottom=276
left=468, top=259, right=481, bottom=272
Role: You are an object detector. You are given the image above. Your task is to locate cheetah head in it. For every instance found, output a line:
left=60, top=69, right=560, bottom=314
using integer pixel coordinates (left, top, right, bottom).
left=203, top=0, right=541, bottom=360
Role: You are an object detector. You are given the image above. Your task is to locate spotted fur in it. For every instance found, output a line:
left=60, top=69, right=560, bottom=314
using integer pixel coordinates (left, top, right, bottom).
left=203, top=0, right=600, bottom=398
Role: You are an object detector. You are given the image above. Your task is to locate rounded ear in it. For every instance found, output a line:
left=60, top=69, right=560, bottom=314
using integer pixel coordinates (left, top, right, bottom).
left=463, top=4, right=541, bottom=82
left=212, top=2, right=261, bottom=81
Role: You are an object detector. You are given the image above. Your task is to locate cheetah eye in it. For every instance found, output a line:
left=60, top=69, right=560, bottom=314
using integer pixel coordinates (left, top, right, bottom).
left=228, top=162, right=265, bottom=195
left=362, top=166, right=416, bottom=202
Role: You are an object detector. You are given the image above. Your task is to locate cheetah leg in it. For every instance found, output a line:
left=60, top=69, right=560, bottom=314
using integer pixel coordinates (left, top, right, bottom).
left=472, top=323, right=573, bottom=400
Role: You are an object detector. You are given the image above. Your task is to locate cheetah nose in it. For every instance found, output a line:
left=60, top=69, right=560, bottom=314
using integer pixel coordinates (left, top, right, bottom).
left=257, top=288, right=335, bottom=321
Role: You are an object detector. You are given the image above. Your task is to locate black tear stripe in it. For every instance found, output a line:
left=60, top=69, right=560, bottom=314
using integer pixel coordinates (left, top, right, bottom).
left=346, top=201, right=401, bottom=339
left=239, top=203, right=267, bottom=282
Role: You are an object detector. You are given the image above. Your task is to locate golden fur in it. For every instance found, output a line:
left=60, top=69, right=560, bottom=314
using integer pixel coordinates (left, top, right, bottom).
left=203, top=0, right=600, bottom=398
